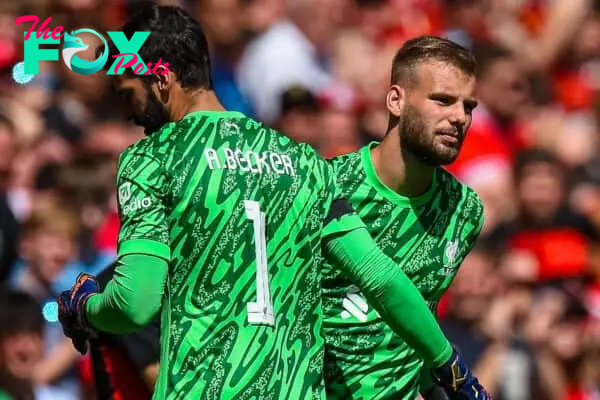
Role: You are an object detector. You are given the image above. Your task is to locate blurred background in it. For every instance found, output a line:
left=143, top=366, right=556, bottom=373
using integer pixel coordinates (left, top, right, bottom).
left=1, top=0, right=600, bottom=399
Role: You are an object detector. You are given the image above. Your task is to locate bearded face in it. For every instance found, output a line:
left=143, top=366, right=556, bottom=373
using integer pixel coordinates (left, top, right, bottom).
left=398, top=103, right=466, bottom=166
left=113, top=74, right=170, bottom=135
left=390, top=61, right=477, bottom=166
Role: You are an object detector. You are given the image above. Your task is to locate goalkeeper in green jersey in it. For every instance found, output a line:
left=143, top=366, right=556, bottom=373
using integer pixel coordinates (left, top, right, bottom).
left=323, top=36, right=485, bottom=400
left=56, top=6, right=488, bottom=400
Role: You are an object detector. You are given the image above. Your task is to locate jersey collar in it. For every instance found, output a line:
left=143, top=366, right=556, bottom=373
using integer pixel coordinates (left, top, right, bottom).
left=360, top=142, right=438, bottom=207
left=183, top=110, right=246, bottom=120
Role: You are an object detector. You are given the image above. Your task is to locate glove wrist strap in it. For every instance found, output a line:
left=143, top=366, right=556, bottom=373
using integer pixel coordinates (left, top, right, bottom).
left=76, top=293, right=98, bottom=337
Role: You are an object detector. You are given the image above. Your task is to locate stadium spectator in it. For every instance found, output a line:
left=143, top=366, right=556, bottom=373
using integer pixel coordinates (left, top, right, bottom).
left=275, top=85, right=321, bottom=148
left=317, top=83, right=363, bottom=158
left=196, top=0, right=255, bottom=116
left=7, top=200, right=82, bottom=400
left=441, top=246, right=552, bottom=399
left=237, top=0, right=345, bottom=123
left=0, top=289, right=44, bottom=400
left=0, top=115, right=19, bottom=283
left=493, top=149, right=599, bottom=282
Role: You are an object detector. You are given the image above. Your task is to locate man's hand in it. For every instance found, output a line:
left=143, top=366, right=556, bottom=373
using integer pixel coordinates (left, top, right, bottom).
left=432, top=348, right=492, bottom=400
left=57, top=273, right=100, bottom=354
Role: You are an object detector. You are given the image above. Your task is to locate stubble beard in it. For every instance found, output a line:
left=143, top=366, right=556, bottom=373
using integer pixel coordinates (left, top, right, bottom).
left=135, top=84, right=171, bottom=135
left=399, top=104, right=461, bottom=166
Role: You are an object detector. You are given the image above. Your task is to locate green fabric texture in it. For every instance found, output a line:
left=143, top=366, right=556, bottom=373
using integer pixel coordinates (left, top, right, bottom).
left=324, top=227, right=452, bottom=367
left=86, top=253, right=167, bottom=333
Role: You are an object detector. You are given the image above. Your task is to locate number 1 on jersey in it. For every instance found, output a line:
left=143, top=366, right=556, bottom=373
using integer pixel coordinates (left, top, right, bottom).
left=244, top=200, right=275, bottom=326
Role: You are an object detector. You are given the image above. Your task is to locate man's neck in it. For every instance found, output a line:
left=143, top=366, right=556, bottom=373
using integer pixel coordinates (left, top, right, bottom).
left=370, top=133, right=435, bottom=197
left=170, top=90, right=226, bottom=122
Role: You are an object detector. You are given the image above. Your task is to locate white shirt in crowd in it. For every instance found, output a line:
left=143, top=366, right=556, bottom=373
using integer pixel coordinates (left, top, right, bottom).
left=236, top=20, right=333, bottom=123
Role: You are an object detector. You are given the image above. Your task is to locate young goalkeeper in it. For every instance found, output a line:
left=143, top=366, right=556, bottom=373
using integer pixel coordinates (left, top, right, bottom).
left=323, top=36, right=485, bottom=400
left=57, top=6, right=489, bottom=400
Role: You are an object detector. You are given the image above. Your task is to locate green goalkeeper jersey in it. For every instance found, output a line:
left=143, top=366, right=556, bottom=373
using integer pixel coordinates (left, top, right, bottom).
left=114, top=111, right=363, bottom=400
left=323, top=143, right=484, bottom=400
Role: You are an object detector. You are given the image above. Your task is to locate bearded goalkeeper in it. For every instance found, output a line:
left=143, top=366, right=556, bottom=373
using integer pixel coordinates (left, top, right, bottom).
left=323, top=36, right=485, bottom=400
left=56, top=6, right=488, bottom=400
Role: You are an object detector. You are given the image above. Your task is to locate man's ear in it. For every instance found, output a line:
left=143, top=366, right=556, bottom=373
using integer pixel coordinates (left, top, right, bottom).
left=154, top=66, right=171, bottom=90
left=153, top=67, right=172, bottom=103
left=386, top=84, right=406, bottom=117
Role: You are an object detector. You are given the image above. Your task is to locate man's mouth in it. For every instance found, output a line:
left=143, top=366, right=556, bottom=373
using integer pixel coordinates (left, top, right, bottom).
left=437, top=131, right=460, bottom=145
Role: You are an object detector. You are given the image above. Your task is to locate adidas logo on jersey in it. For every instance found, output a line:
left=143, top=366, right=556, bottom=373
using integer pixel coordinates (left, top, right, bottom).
left=340, top=286, right=380, bottom=322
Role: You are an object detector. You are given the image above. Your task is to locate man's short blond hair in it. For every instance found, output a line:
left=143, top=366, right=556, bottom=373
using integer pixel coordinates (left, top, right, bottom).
left=22, top=198, right=80, bottom=240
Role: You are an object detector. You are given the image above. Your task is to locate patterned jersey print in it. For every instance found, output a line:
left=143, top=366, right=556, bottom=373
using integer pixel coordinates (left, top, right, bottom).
left=115, top=111, right=349, bottom=400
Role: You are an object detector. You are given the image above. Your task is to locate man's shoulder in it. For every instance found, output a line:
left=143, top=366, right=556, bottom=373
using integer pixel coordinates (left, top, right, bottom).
left=118, top=122, right=182, bottom=168
left=438, top=168, right=484, bottom=227
left=119, top=133, right=159, bottom=162
left=120, top=135, right=147, bottom=156
left=241, top=118, right=318, bottom=161
left=439, top=168, right=482, bottom=204
left=328, top=148, right=364, bottom=177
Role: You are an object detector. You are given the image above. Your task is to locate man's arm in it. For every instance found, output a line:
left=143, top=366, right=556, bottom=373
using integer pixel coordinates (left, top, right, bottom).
left=85, top=254, right=166, bottom=332
left=85, top=148, right=171, bottom=333
left=323, top=224, right=490, bottom=398
left=323, top=225, right=453, bottom=367
left=320, top=176, right=453, bottom=367
left=86, top=262, right=161, bottom=392
left=420, top=190, right=485, bottom=395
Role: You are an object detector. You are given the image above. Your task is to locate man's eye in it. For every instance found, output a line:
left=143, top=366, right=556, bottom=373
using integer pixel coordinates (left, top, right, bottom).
left=431, top=96, right=452, bottom=105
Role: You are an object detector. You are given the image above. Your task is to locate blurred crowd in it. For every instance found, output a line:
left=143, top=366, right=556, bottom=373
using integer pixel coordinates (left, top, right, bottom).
left=1, top=0, right=600, bottom=399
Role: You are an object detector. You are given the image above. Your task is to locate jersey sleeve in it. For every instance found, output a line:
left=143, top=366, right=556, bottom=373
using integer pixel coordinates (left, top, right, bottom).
left=321, top=161, right=365, bottom=238
left=95, top=262, right=161, bottom=369
left=86, top=254, right=167, bottom=332
left=324, top=227, right=453, bottom=367
left=116, top=148, right=170, bottom=261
